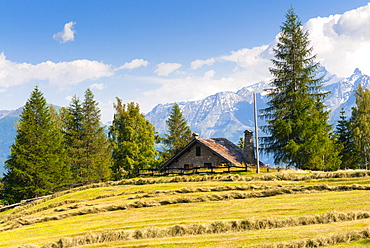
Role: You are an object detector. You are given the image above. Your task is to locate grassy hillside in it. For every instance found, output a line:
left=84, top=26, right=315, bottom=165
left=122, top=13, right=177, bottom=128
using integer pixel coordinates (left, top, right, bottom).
left=1, top=171, right=370, bottom=247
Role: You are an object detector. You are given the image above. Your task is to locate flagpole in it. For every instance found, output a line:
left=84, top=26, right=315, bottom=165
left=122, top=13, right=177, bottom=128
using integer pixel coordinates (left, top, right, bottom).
left=254, top=92, right=260, bottom=173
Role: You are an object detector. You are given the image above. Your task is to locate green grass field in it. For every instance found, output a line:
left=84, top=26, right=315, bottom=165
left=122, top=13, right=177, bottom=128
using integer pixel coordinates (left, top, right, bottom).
left=1, top=170, right=370, bottom=247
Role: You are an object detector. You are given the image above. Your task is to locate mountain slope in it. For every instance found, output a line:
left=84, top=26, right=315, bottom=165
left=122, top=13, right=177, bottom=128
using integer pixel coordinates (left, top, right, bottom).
left=147, top=67, right=369, bottom=146
left=147, top=81, right=270, bottom=143
left=0, top=108, right=22, bottom=175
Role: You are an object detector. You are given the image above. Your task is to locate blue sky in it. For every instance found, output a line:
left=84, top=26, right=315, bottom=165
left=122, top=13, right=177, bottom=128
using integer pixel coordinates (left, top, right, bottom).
left=1, top=0, right=370, bottom=121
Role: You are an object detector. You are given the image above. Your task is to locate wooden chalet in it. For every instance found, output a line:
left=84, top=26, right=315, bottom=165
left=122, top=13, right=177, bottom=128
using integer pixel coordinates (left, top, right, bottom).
left=160, top=130, right=258, bottom=172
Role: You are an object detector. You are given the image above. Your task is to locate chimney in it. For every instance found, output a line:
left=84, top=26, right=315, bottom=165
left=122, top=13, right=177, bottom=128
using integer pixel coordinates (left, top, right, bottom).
left=192, top=132, right=199, bottom=139
left=243, top=130, right=255, bottom=164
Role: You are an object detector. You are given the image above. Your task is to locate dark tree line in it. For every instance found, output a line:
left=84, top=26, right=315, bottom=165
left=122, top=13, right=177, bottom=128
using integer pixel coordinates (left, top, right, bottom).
left=1, top=88, right=191, bottom=203
left=335, top=85, right=370, bottom=170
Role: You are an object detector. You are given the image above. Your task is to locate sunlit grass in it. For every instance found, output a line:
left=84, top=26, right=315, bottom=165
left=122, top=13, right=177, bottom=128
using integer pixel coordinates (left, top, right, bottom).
left=0, top=172, right=370, bottom=247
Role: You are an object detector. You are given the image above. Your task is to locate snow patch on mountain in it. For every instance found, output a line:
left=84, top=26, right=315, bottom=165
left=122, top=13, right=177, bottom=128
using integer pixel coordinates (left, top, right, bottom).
left=147, top=67, right=370, bottom=145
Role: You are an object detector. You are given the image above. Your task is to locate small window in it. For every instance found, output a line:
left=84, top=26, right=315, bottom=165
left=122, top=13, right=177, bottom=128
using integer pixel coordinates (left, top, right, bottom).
left=204, top=163, right=212, bottom=168
left=196, top=146, right=201, bottom=156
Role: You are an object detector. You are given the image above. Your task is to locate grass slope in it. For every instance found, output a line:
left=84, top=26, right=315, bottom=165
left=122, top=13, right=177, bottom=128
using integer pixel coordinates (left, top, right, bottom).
left=0, top=171, right=370, bottom=247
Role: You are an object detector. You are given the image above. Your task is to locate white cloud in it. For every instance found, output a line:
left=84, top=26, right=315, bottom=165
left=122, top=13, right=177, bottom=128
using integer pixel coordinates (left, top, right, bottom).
left=136, top=3, right=370, bottom=113
left=116, top=59, right=149, bottom=70
left=219, top=45, right=273, bottom=83
left=135, top=62, right=269, bottom=112
left=155, top=62, right=182, bottom=76
left=221, top=45, right=271, bottom=68
left=137, top=75, right=239, bottom=112
left=204, top=70, right=215, bottom=80
left=53, top=21, right=76, bottom=43
left=190, top=58, right=216, bottom=70
left=90, top=83, right=105, bottom=90
left=0, top=53, right=114, bottom=87
left=304, top=3, right=370, bottom=77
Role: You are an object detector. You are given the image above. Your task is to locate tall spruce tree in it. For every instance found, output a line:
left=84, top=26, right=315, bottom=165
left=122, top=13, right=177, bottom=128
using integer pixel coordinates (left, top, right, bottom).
left=162, top=103, right=192, bottom=161
left=350, top=84, right=370, bottom=169
left=261, top=8, right=340, bottom=170
left=81, top=89, right=111, bottom=180
left=60, top=89, right=111, bottom=182
left=109, top=99, right=157, bottom=179
left=60, top=96, right=84, bottom=181
left=2, top=86, right=69, bottom=203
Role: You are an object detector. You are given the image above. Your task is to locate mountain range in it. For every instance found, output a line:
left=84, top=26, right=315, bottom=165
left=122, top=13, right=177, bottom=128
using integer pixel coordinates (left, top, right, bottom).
left=0, top=67, right=369, bottom=175
left=147, top=67, right=369, bottom=142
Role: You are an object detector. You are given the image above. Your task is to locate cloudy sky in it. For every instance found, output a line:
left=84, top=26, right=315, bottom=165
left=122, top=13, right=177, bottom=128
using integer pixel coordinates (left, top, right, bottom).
left=1, top=0, right=370, bottom=121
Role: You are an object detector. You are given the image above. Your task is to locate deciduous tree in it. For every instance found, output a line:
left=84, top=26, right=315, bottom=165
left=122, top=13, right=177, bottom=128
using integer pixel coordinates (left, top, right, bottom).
left=350, top=84, right=370, bottom=169
left=109, top=99, right=157, bottom=179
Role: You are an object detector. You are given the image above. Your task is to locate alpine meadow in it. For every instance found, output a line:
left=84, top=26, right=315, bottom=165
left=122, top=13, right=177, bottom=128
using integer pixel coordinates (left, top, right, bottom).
left=1, top=3, right=370, bottom=248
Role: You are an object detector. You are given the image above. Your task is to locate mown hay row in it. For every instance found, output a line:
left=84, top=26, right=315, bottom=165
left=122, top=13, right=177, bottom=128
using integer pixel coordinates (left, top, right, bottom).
left=0, top=199, right=81, bottom=226
left=263, top=228, right=370, bottom=248
left=7, top=170, right=370, bottom=219
left=18, top=211, right=370, bottom=248
left=4, top=184, right=370, bottom=232
left=115, top=170, right=370, bottom=186
left=92, top=183, right=370, bottom=203
left=35, top=170, right=370, bottom=200
left=98, top=184, right=270, bottom=201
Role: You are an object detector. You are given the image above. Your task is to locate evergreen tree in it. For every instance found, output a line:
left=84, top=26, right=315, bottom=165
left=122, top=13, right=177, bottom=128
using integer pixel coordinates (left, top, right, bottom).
left=350, top=84, right=370, bottom=169
left=61, top=89, right=111, bottom=182
left=60, top=96, right=84, bottom=181
left=335, top=108, right=357, bottom=169
left=162, top=103, right=192, bottom=161
left=261, top=8, right=340, bottom=170
left=109, top=99, right=157, bottom=179
left=81, top=89, right=111, bottom=180
left=2, top=86, right=69, bottom=203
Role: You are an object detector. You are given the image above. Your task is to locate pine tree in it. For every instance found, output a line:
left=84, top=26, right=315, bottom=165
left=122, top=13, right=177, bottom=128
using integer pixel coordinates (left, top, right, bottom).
left=350, top=84, right=370, bottom=169
left=335, top=108, right=357, bottom=169
left=61, top=89, right=111, bottom=182
left=2, top=86, right=69, bottom=203
left=60, top=96, right=85, bottom=181
left=162, top=103, right=192, bottom=161
left=261, top=8, right=340, bottom=170
left=80, top=89, right=111, bottom=180
left=109, top=99, right=157, bottom=179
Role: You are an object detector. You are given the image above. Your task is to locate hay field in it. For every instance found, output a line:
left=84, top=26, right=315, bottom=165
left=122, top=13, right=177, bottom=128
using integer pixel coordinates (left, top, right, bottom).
left=1, top=171, right=370, bottom=247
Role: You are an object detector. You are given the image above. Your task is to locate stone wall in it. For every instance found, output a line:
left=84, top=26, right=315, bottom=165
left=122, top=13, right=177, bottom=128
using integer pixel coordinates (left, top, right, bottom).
left=243, top=130, right=256, bottom=164
left=168, top=144, right=227, bottom=169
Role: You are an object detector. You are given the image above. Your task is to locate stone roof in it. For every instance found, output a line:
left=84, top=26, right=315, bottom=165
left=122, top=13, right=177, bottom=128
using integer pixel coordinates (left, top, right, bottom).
left=196, top=138, right=244, bottom=165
